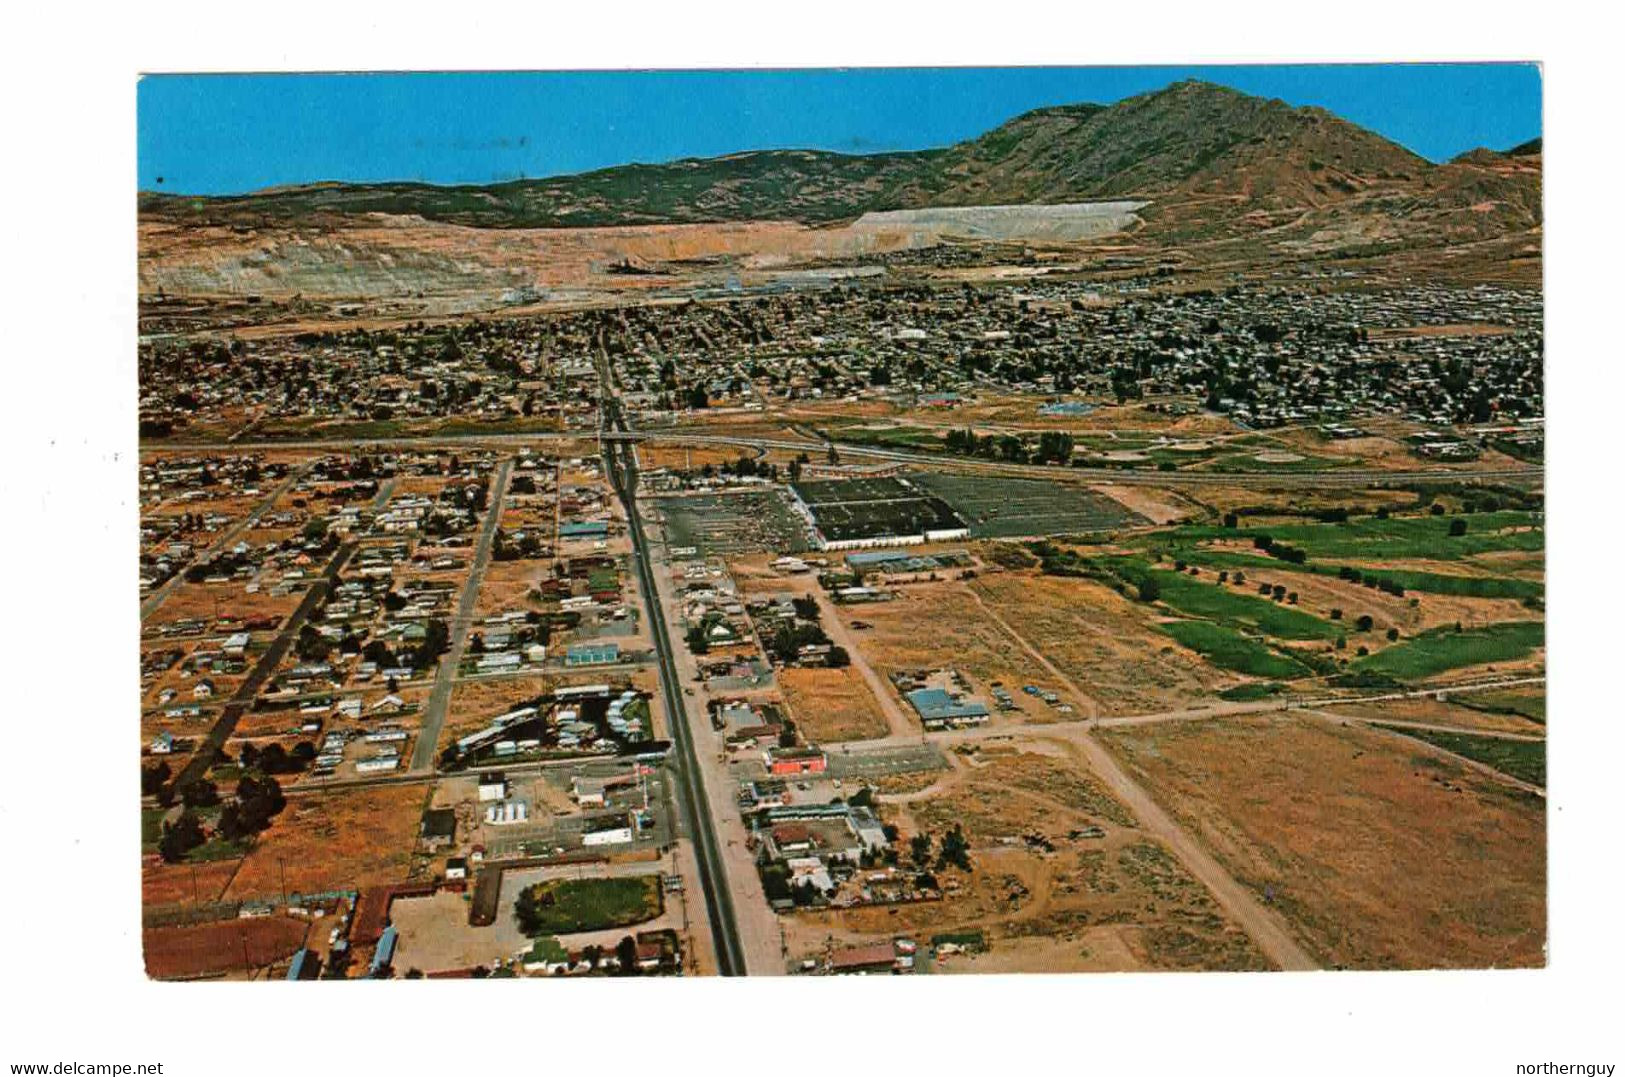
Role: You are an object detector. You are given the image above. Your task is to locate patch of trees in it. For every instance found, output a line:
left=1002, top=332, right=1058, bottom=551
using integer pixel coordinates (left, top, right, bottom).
left=218, top=774, right=287, bottom=842
left=767, top=621, right=831, bottom=664
left=401, top=618, right=451, bottom=670
left=295, top=624, right=331, bottom=663
left=177, top=777, right=220, bottom=810
left=158, top=811, right=207, bottom=862
left=141, top=761, right=171, bottom=800
left=239, top=741, right=314, bottom=776
left=493, top=530, right=546, bottom=561
left=1336, top=565, right=1406, bottom=597
left=1252, top=534, right=1308, bottom=565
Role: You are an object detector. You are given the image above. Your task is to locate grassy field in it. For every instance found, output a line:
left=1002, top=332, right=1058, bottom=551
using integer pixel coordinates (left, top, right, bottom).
left=141, top=807, right=168, bottom=850
left=1160, top=620, right=1311, bottom=679
left=514, top=876, right=663, bottom=936
left=1455, top=689, right=1546, bottom=725
left=1138, top=566, right=1341, bottom=641
left=1353, top=621, right=1544, bottom=680
left=1202, top=450, right=1351, bottom=474
left=1376, top=725, right=1545, bottom=786
left=1164, top=547, right=1542, bottom=600
left=1168, top=511, right=1543, bottom=562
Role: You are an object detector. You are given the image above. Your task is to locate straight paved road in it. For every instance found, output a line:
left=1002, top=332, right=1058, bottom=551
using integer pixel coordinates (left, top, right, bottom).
left=609, top=435, right=748, bottom=975
left=411, top=459, right=513, bottom=773
left=599, top=365, right=750, bottom=975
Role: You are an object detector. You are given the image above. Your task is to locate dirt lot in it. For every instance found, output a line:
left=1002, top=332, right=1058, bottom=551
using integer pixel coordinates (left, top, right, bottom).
left=777, top=666, right=890, bottom=744
left=439, top=675, right=555, bottom=752
left=225, top=784, right=429, bottom=900
left=787, top=742, right=1269, bottom=972
left=142, top=857, right=243, bottom=908
left=1091, top=485, right=1198, bottom=526
left=145, top=916, right=311, bottom=980
left=149, top=581, right=305, bottom=632
left=970, top=570, right=1238, bottom=715
left=832, top=581, right=1083, bottom=720
left=1099, top=713, right=1546, bottom=969
left=638, top=443, right=749, bottom=473
left=474, top=558, right=546, bottom=617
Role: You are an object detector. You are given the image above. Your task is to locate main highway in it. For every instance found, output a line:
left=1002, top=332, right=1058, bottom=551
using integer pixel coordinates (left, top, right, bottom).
left=596, top=364, right=749, bottom=975
left=148, top=429, right=1543, bottom=490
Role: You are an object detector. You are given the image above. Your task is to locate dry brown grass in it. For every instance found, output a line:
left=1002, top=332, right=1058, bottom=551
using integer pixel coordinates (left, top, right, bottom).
left=474, top=559, right=545, bottom=617
left=145, top=916, right=311, bottom=980
left=151, top=582, right=304, bottom=630
left=637, top=443, right=747, bottom=472
left=777, top=666, right=890, bottom=744
left=1324, top=696, right=1544, bottom=736
left=440, top=675, right=554, bottom=751
left=1100, top=713, right=1546, bottom=969
left=833, top=582, right=1083, bottom=718
left=142, top=858, right=242, bottom=908
left=1188, top=545, right=1534, bottom=636
left=789, top=745, right=1269, bottom=973
left=970, top=570, right=1237, bottom=715
left=226, top=784, right=429, bottom=900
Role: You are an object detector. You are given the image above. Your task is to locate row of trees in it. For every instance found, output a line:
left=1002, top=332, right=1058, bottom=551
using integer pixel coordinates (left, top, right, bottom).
left=942, top=428, right=1075, bottom=466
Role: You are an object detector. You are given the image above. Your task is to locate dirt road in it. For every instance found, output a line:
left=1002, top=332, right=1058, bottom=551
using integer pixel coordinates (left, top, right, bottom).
left=952, top=584, right=1320, bottom=971
left=1060, top=731, right=1319, bottom=971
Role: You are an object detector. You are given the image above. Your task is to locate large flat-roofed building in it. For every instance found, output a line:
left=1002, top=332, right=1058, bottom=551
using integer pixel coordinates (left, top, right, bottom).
left=765, top=745, right=829, bottom=776
left=581, top=812, right=635, bottom=846
left=566, top=641, right=620, bottom=667
left=788, top=476, right=969, bottom=551
left=907, top=687, right=991, bottom=730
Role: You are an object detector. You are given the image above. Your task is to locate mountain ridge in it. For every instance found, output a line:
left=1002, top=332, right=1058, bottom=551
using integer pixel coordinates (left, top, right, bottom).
left=140, top=79, right=1540, bottom=251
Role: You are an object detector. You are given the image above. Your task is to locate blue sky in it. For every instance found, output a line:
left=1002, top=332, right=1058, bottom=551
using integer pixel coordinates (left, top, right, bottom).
left=138, top=65, right=1541, bottom=195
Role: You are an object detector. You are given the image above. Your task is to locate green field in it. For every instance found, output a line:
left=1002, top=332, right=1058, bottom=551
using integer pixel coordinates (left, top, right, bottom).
left=1202, top=450, right=1350, bottom=474
left=1141, top=567, right=1341, bottom=641
left=825, top=424, right=950, bottom=452
left=515, top=875, right=664, bottom=937
left=187, top=836, right=252, bottom=863
left=1218, top=681, right=1289, bottom=701
left=1164, top=547, right=1542, bottom=600
left=1377, top=726, right=1545, bottom=787
left=141, top=807, right=168, bottom=850
left=1160, top=620, right=1311, bottom=679
left=1353, top=621, right=1545, bottom=680
left=1455, top=689, right=1546, bottom=725
left=1168, top=511, right=1543, bottom=562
